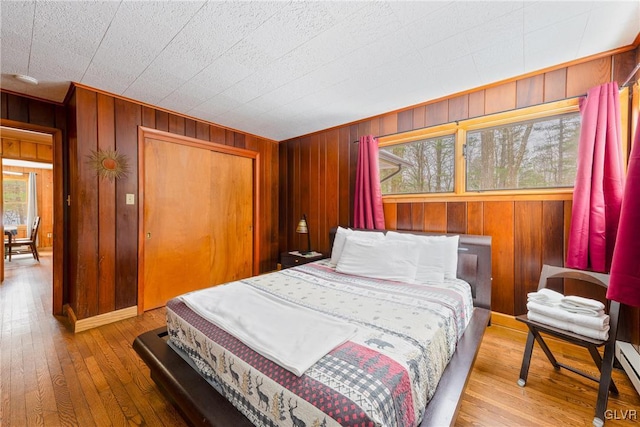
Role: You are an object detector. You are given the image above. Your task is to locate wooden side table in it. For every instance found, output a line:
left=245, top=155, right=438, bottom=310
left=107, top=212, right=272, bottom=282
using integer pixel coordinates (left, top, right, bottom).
left=280, top=251, right=324, bottom=269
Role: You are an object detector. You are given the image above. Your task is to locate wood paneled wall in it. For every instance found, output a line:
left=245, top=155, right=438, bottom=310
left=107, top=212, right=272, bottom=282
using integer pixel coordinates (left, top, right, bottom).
left=2, top=88, right=279, bottom=321
left=1, top=92, right=67, bottom=131
left=68, top=86, right=279, bottom=319
left=2, top=137, right=53, bottom=162
left=279, top=49, right=639, bottom=344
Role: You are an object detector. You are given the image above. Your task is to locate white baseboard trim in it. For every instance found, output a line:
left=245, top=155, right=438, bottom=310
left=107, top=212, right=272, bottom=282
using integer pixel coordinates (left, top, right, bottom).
left=616, top=341, right=640, bottom=396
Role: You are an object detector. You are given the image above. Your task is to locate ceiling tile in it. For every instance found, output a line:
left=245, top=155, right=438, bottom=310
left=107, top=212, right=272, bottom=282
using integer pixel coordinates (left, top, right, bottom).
left=1, top=2, right=34, bottom=74
left=29, top=41, right=90, bottom=82
left=87, top=1, right=204, bottom=88
left=453, top=1, right=525, bottom=29
left=125, top=70, right=186, bottom=104
left=578, top=2, right=640, bottom=58
left=188, top=56, right=254, bottom=94
left=420, top=33, right=471, bottom=65
left=473, top=38, right=524, bottom=73
left=404, top=6, right=468, bottom=49
left=1, top=0, right=35, bottom=35
left=523, top=13, right=589, bottom=71
left=523, top=1, right=597, bottom=33
left=1, top=40, right=31, bottom=75
left=190, top=93, right=243, bottom=118
left=225, top=39, right=277, bottom=72
left=344, top=2, right=403, bottom=45
left=164, top=81, right=219, bottom=109
left=82, top=61, right=141, bottom=96
left=465, top=8, right=524, bottom=52
left=1, top=0, right=638, bottom=141
left=245, top=2, right=338, bottom=59
left=388, top=1, right=452, bottom=25
left=432, top=55, right=481, bottom=96
left=32, top=1, right=119, bottom=59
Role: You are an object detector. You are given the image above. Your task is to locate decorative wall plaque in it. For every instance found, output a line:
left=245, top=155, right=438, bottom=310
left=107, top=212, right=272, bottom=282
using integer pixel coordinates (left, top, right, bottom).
left=88, top=148, right=129, bottom=181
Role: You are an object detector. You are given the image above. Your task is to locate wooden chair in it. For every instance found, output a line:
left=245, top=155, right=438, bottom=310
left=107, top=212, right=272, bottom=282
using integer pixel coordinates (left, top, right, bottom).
left=516, top=264, right=619, bottom=427
left=6, top=216, right=41, bottom=262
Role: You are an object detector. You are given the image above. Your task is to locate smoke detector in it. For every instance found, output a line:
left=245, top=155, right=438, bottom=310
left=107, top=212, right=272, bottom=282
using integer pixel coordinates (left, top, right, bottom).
left=14, top=74, right=38, bottom=85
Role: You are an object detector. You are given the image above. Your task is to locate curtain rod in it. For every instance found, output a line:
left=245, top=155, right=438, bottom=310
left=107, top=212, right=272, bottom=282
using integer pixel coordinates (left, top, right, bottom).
left=353, top=65, right=640, bottom=144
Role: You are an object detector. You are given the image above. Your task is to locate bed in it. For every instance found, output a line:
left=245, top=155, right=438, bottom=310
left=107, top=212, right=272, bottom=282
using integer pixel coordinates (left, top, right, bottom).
left=133, top=230, right=492, bottom=427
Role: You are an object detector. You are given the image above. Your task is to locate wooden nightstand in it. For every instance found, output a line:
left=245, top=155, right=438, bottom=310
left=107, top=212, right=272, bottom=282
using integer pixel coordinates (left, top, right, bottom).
left=280, top=251, right=324, bottom=269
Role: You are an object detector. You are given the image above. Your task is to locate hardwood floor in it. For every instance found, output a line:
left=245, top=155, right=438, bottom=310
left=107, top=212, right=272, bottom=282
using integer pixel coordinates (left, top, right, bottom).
left=1, top=251, right=638, bottom=426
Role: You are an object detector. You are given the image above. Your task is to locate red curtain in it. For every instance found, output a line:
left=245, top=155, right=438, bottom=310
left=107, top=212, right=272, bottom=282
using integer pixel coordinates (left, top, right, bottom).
left=566, top=82, right=624, bottom=273
left=608, top=113, right=640, bottom=307
left=354, top=135, right=385, bottom=229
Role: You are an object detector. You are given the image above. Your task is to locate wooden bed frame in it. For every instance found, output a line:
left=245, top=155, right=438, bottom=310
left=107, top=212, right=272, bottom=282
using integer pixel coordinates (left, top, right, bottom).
left=134, top=231, right=492, bottom=427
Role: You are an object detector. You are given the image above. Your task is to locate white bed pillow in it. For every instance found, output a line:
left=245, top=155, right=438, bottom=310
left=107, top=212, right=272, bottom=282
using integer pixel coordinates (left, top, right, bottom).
left=336, top=235, right=419, bottom=283
left=441, top=235, right=459, bottom=279
left=329, top=227, right=384, bottom=267
left=329, top=227, right=352, bottom=266
left=386, top=231, right=459, bottom=283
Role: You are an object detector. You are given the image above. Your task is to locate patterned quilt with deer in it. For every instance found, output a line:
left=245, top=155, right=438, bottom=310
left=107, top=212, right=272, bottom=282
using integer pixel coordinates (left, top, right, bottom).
left=166, top=260, right=474, bottom=427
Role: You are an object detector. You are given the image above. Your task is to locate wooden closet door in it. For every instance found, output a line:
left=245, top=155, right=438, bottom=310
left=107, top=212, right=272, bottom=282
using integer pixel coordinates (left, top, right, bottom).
left=209, top=151, right=253, bottom=285
left=143, top=137, right=213, bottom=310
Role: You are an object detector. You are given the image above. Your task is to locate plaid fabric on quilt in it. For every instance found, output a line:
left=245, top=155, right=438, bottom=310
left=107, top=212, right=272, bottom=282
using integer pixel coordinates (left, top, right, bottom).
left=166, top=260, right=474, bottom=427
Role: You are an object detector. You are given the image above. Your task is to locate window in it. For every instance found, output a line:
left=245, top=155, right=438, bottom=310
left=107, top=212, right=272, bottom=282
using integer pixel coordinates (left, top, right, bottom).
left=380, top=135, right=455, bottom=194
left=379, top=99, right=583, bottom=197
left=3, top=176, right=28, bottom=226
left=465, top=112, right=580, bottom=191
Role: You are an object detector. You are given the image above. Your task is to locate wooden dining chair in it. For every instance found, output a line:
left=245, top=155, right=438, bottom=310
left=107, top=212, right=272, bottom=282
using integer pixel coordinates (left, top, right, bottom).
left=516, top=264, right=619, bottom=427
left=6, top=216, right=41, bottom=262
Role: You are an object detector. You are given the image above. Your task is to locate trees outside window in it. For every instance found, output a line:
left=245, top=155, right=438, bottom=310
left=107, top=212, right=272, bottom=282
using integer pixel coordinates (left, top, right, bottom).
left=3, top=177, right=28, bottom=225
left=466, top=112, right=580, bottom=191
left=380, top=135, right=455, bottom=195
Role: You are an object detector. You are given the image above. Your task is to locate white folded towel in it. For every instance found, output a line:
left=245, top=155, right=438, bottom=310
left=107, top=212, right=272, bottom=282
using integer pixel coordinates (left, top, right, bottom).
left=526, top=311, right=609, bottom=341
left=561, top=295, right=605, bottom=310
left=527, top=288, right=564, bottom=306
left=560, top=295, right=606, bottom=316
left=527, top=301, right=609, bottom=330
left=558, top=304, right=605, bottom=317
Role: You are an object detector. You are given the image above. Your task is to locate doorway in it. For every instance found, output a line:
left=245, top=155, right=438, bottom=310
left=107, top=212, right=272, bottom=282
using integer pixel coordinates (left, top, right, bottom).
left=0, top=121, right=64, bottom=315
left=137, top=128, right=258, bottom=312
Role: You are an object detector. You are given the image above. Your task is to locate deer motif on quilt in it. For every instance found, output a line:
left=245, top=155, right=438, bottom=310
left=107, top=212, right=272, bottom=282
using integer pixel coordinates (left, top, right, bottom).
left=288, top=399, right=306, bottom=427
left=228, top=359, right=240, bottom=387
left=206, top=343, right=218, bottom=370
left=255, top=377, right=270, bottom=410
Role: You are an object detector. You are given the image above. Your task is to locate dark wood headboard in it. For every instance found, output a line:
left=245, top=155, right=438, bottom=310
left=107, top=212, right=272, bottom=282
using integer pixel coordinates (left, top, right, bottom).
left=329, top=228, right=492, bottom=311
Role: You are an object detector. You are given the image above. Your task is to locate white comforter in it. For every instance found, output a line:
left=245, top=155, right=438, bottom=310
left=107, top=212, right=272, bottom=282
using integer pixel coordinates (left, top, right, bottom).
left=167, top=260, right=475, bottom=427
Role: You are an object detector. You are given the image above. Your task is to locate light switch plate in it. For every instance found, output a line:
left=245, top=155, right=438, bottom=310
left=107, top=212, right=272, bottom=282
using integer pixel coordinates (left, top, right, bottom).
left=126, top=194, right=135, bottom=205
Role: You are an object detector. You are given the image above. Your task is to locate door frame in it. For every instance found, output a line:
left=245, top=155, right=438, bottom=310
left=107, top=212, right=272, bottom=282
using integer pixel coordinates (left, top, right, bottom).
left=136, top=127, right=260, bottom=314
left=0, top=119, right=65, bottom=315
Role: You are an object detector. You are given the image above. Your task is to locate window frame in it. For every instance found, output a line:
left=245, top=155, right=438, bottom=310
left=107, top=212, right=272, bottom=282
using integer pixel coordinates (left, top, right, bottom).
left=379, top=132, right=457, bottom=194
left=380, top=90, right=630, bottom=203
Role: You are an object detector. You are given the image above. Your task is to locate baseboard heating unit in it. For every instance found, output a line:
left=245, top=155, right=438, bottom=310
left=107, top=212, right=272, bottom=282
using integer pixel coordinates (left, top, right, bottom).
left=616, top=341, right=640, bottom=396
